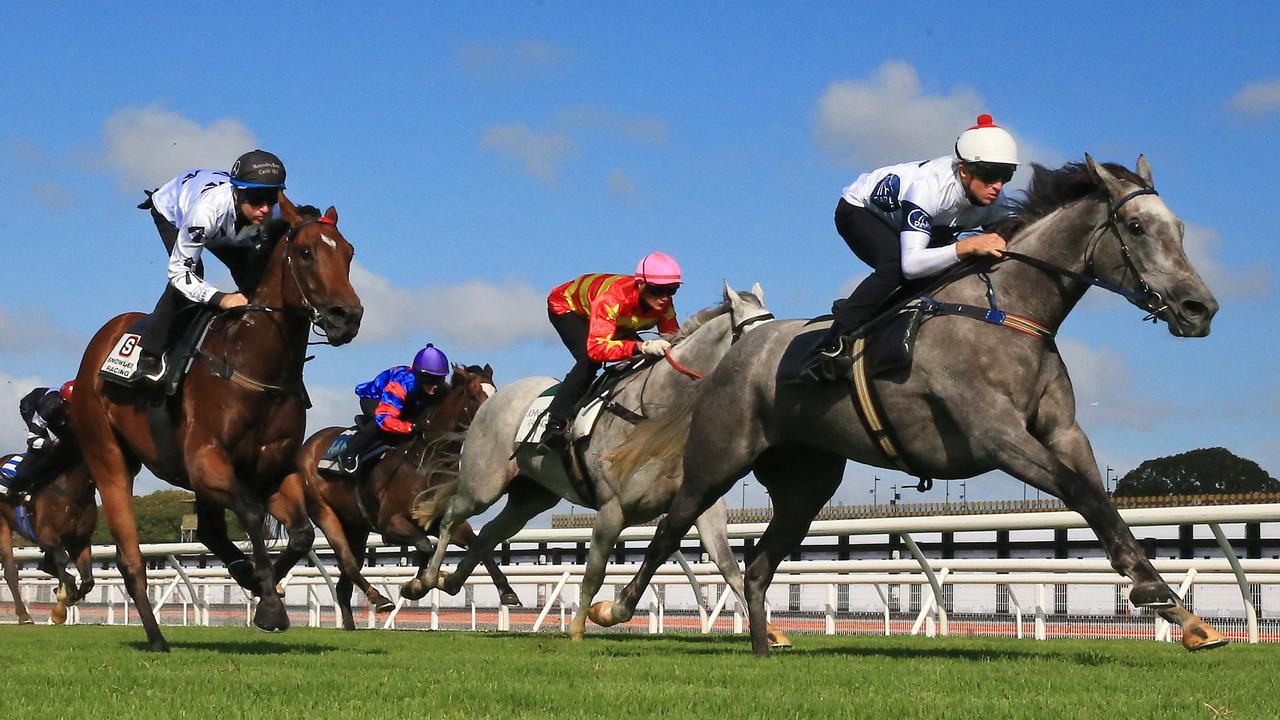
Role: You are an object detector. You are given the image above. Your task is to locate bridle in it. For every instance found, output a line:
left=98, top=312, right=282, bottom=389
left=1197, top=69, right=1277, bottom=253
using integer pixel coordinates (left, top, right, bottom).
left=1002, top=186, right=1168, bottom=324
left=662, top=303, right=775, bottom=380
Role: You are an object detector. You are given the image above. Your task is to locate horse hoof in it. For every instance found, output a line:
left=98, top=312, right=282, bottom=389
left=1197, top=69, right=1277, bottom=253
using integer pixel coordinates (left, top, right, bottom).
left=1130, top=582, right=1178, bottom=608
left=400, top=579, right=428, bottom=602
left=51, top=606, right=68, bottom=625
left=434, top=572, right=450, bottom=590
left=1182, top=619, right=1229, bottom=652
left=588, top=601, right=619, bottom=627
left=148, top=638, right=171, bottom=653
left=766, top=626, right=793, bottom=649
left=18, top=617, right=35, bottom=626
left=500, top=591, right=522, bottom=607
left=569, top=627, right=585, bottom=642
left=253, top=605, right=291, bottom=633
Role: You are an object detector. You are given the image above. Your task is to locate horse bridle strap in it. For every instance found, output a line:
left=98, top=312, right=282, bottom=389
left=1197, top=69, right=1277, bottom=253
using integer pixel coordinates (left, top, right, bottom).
left=732, top=312, right=775, bottom=341
left=197, top=349, right=305, bottom=396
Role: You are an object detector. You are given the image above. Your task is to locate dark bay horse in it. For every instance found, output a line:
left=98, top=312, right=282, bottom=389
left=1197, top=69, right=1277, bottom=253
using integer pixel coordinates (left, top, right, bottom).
left=282, top=363, right=522, bottom=630
left=71, top=194, right=362, bottom=651
left=595, top=157, right=1227, bottom=655
left=0, top=454, right=97, bottom=625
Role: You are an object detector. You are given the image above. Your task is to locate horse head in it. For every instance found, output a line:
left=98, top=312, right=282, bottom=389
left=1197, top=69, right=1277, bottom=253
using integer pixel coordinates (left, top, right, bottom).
left=1084, top=155, right=1218, bottom=337
left=454, top=363, right=496, bottom=414
left=275, top=193, right=364, bottom=345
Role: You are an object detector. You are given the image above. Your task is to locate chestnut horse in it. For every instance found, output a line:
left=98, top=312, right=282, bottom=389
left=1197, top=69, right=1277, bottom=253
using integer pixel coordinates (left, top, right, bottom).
left=71, top=195, right=362, bottom=651
left=282, top=364, right=521, bottom=629
left=0, top=453, right=97, bottom=625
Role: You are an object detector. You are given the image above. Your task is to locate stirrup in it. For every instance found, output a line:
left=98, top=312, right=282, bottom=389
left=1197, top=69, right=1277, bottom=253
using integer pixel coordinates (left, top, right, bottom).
left=798, top=337, right=852, bottom=383
left=137, top=353, right=168, bottom=383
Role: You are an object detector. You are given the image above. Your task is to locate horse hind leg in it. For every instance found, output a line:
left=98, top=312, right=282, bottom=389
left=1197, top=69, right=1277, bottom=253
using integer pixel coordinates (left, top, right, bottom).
left=0, top=523, right=35, bottom=625
left=740, top=447, right=843, bottom=656
left=694, top=499, right=792, bottom=649
left=573, top=500, right=626, bottom=640
left=435, top=476, right=559, bottom=597
left=448, top=520, right=521, bottom=607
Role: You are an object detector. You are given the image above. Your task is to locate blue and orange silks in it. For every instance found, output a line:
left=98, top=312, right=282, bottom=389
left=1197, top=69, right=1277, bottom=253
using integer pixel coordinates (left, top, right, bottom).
left=354, top=366, right=423, bottom=435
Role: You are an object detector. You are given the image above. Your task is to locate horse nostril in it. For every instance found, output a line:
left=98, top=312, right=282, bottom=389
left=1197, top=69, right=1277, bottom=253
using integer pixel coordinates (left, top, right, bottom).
left=1182, top=300, right=1208, bottom=318
left=327, top=306, right=348, bottom=322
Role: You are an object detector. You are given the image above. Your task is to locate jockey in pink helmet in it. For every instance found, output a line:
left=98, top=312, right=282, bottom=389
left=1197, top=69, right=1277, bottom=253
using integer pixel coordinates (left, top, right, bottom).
left=537, top=252, right=682, bottom=452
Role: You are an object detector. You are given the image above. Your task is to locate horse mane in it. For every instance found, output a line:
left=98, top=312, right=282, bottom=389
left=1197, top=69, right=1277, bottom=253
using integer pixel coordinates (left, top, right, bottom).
left=666, top=290, right=756, bottom=344
left=1010, top=160, right=1151, bottom=234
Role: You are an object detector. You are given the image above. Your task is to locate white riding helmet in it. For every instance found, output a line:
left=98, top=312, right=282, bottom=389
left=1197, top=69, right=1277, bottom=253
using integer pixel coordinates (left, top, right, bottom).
left=954, top=114, right=1019, bottom=166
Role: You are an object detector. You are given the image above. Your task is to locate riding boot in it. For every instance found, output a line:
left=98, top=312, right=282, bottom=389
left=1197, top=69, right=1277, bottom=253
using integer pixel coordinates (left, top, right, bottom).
left=136, top=351, right=168, bottom=384
left=798, top=323, right=854, bottom=383
left=536, top=417, right=569, bottom=454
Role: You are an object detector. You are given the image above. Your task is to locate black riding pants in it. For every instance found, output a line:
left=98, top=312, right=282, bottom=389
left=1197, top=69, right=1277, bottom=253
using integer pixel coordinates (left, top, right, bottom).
left=545, top=310, right=603, bottom=423
left=139, top=208, right=254, bottom=356
left=12, top=442, right=74, bottom=493
left=831, top=199, right=955, bottom=333
left=344, top=397, right=385, bottom=459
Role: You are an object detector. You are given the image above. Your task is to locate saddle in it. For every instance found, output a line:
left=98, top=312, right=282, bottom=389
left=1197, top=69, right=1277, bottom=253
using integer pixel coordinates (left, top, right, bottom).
left=0, top=454, right=24, bottom=500
left=512, top=360, right=655, bottom=508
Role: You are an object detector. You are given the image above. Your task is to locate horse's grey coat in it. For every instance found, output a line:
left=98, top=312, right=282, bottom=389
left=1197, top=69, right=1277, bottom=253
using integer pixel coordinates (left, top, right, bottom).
left=422, top=283, right=776, bottom=639
left=603, top=156, right=1220, bottom=655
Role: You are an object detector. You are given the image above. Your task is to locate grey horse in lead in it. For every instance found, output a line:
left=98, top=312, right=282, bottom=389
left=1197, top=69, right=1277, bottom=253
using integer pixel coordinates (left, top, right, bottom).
left=419, top=284, right=792, bottom=644
left=592, top=156, right=1227, bottom=655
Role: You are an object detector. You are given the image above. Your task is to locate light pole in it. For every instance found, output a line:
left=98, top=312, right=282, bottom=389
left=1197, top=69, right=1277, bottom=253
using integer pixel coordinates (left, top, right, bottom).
left=959, top=480, right=967, bottom=504
left=946, top=478, right=951, bottom=504
left=890, top=484, right=901, bottom=507
left=1105, top=466, right=1115, bottom=495
left=872, top=476, right=880, bottom=506
left=741, top=481, right=748, bottom=510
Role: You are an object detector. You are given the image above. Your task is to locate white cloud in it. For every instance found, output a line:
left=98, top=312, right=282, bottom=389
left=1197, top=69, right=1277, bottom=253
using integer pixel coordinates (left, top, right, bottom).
left=458, top=40, right=572, bottom=78
left=1229, top=77, right=1280, bottom=117
left=0, top=308, right=83, bottom=355
left=1058, top=339, right=1167, bottom=430
left=102, top=103, right=257, bottom=189
left=606, top=168, right=638, bottom=202
left=304, top=383, right=361, bottom=435
left=815, top=60, right=1060, bottom=174
left=0, top=373, right=46, bottom=452
left=480, top=122, right=575, bottom=183
left=1182, top=223, right=1272, bottom=301
left=350, top=262, right=552, bottom=350
left=556, top=106, right=669, bottom=147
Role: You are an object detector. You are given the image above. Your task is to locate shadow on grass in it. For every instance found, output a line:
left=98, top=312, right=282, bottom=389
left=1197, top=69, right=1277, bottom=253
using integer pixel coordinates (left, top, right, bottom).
left=125, top=640, right=385, bottom=656
left=457, top=631, right=1152, bottom=667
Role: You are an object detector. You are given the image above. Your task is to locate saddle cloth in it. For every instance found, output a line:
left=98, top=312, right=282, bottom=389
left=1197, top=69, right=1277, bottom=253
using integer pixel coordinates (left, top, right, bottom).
left=513, top=384, right=608, bottom=450
left=0, top=454, right=24, bottom=498
left=315, top=425, right=389, bottom=477
left=98, top=310, right=217, bottom=396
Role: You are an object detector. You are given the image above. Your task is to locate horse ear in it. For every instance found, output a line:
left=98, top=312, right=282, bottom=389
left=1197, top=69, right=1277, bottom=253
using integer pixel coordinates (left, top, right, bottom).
left=750, top=282, right=764, bottom=304
left=1135, top=154, right=1154, bottom=189
left=1084, top=153, right=1121, bottom=198
left=483, top=363, right=493, bottom=376
left=325, top=205, right=339, bottom=224
left=722, top=279, right=736, bottom=300
left=278, top=192, right=300, bottom=225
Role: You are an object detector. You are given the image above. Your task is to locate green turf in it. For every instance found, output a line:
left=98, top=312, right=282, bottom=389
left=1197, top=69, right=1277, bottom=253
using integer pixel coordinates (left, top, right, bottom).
left=0, top=625, right=1273, bottom=719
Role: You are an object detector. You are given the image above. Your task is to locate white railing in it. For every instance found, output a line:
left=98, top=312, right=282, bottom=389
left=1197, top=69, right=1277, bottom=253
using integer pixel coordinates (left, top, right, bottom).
left=4, top=503, right=1278, bottom=643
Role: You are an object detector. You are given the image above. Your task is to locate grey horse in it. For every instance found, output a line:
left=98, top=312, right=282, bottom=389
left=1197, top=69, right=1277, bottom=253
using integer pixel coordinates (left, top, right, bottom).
left=418, top=283, right=792, bottom=644
left=591, top=156, right=1227, bottom=655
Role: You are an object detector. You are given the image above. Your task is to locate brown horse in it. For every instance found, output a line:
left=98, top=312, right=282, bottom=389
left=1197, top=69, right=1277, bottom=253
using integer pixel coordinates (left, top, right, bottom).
left=283, top=363, right=521, bottom=630
left=71, top=194, right=363, bottom=651
left=0, top=453, right=97, bottom=625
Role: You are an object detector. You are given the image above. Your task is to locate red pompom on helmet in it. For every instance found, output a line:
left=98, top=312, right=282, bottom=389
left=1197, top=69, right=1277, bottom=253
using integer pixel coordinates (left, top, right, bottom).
left=59, top=380, right=75, bottom=401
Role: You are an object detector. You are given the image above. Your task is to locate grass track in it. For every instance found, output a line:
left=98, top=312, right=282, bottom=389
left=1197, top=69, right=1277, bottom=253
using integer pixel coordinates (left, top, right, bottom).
left=0, top=625, right=1275, bottom=719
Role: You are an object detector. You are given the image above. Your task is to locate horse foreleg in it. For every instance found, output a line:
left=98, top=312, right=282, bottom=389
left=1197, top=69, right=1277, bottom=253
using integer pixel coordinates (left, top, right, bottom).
left=695, top=499, right=792, bottom=649
left=44, top=546, right=76, bottom=625
left=573, top=500, right=625, bottom=640
left=311, top=503, right=388, bottom=619
left=0, top=523, right=35, bottom=624
left=70, top=544, right=94, bottom=605
left=195, top=496, right=258, bottom=594
left=451, top=521, right=521, bottom=607
left=235, top=497, right=290, bottom=632
left=438, top=477, right=559, bottom=596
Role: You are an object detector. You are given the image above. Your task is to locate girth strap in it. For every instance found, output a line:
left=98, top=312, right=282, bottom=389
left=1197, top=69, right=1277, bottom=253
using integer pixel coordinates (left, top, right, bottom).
left=849, top=336, right=932, bottom=491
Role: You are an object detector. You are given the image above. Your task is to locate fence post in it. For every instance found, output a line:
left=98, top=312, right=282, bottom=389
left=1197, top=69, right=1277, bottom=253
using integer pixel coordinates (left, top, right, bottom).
left=825, top=583, right=837, bottom=635
left=1035, top=584, right=1047, bottom=641
left=1210, top=523, right=1259, bottom=644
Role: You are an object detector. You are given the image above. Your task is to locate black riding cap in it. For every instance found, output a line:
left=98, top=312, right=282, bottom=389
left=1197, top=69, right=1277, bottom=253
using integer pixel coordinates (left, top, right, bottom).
left=231, top=149, right=286, bottom=189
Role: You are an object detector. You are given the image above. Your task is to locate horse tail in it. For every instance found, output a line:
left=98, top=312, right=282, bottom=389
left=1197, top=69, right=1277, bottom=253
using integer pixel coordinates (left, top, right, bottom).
left=606, top=380, right=703, bottom=487
left=409, top=429, right=468, bottom=530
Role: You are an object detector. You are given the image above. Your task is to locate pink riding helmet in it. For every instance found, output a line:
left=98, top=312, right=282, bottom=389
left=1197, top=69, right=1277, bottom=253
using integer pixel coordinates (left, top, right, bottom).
left=635, top=252, right=682, bottom=285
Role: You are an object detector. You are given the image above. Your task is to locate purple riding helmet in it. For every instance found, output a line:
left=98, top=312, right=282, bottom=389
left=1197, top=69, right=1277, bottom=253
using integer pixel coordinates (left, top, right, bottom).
left=412, top=343, right=450, bottom=377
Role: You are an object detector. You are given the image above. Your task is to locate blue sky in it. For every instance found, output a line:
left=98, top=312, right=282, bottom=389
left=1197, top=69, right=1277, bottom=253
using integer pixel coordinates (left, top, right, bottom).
left=2, top=3, right=1278, bottom=512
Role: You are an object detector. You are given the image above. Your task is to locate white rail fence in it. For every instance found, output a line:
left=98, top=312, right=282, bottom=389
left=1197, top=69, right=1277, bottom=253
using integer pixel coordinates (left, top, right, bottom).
left=4, top=504, right=1279, bottom=644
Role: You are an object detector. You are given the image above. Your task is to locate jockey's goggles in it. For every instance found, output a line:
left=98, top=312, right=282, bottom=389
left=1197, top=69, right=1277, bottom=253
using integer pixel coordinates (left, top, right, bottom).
left=238, top=188, right=281, bottom=207
left=646, top=283, right=680, bottom=297
left=967, top=162, right=1016, bottom=185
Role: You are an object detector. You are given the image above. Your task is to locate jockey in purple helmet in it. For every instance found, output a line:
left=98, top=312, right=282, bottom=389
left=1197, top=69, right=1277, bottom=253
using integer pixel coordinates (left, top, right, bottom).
left=337, top=343, right=451, bottom=474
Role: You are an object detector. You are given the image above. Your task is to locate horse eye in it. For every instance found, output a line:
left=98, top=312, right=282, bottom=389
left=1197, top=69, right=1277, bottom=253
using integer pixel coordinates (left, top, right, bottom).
left=299, top=246, right=313, bottom=260
left=1127, top=220, right=1145, bottom=236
